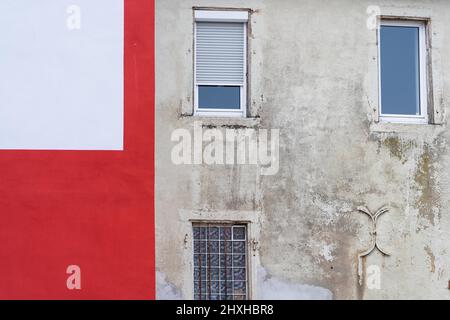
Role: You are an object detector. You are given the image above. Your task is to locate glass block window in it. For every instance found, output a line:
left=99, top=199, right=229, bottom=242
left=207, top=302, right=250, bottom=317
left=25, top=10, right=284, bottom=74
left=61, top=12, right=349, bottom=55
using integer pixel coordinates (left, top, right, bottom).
left=193, top=224, right=248, bottom=300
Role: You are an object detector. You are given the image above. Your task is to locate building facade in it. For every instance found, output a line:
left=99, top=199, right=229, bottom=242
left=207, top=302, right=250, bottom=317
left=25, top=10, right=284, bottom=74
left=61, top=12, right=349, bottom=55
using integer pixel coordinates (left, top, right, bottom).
left=156, top=0, right=450, bottom=299
left=0, top=0, right=154, bottom=299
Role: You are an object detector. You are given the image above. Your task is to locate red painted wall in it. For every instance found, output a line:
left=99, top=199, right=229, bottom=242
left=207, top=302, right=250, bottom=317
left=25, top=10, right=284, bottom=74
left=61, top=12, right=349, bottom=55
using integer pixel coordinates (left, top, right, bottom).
left=0, top=0, right=155, bottom=299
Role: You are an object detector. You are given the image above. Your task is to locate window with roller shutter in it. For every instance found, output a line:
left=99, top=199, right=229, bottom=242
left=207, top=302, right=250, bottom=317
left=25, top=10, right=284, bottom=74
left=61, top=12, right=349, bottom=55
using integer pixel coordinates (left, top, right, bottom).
left=194, top=10, right=248, bottom=117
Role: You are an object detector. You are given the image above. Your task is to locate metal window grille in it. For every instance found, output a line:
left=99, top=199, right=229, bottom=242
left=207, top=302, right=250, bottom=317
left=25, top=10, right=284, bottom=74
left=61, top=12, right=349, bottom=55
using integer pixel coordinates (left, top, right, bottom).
left=193, top=224, right=248, bottom=300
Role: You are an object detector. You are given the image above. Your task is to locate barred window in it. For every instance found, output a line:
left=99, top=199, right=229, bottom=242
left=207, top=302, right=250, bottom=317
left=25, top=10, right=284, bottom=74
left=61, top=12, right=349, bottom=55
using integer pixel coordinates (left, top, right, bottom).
left=193, top=223, right=248, bottom=300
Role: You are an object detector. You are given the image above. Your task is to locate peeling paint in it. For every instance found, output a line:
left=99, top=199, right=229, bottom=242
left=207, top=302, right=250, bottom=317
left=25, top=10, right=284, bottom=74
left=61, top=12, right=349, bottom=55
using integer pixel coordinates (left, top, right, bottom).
left=424, top=246, right=436, bottom=274
left=414, top=144, right=438, bottom=227
left=321, top=244, right=335, bottom=262
left=156, top=271, right=183, bottom=300
left=257, top=267, right=332, bottom=300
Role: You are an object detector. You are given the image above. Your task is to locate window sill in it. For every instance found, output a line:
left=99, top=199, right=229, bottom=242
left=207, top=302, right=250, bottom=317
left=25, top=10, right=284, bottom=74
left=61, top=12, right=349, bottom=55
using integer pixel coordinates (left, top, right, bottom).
left=378, top=115, right=428, bottom=125
left=370, top=120, right=442, bottom=134
left=180, top=115, right=260, bottom=129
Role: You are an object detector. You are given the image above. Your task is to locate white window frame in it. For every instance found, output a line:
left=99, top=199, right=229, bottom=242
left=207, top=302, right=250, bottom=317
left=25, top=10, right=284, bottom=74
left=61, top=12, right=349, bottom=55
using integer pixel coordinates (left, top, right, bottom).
left=194, top=10, right=248, bottom=118
left=378, top=19, right=429, bottom=124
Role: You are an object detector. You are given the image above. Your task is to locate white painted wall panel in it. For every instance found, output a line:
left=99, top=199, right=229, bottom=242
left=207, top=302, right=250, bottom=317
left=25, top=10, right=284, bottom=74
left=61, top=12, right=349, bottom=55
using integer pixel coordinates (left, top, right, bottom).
left=0, top=0, right=124, bottom=150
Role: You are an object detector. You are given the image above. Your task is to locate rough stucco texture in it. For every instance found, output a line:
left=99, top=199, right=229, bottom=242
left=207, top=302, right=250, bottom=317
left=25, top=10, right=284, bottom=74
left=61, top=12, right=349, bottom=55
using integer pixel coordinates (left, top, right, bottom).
left=156, top=0, right=450, bottom=299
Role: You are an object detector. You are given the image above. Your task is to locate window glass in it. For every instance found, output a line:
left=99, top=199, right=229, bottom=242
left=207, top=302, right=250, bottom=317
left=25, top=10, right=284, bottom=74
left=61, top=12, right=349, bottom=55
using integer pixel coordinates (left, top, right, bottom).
left=198, top=86, right=240, bottom=109
left=193, top=224, right=248, bottom=300
left=380, top=25, right=421, bottom=116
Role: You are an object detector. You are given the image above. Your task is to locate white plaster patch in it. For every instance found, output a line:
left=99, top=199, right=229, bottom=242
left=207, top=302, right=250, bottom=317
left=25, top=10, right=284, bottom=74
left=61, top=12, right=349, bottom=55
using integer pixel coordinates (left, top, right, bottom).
left=313, top=197, right=335, bottom=225
left=156, top=271, right=183, bottom=300
left=257, top=267, right=332, bottom=300
left=312, top=196, right=353, bottom=225
left=320, top=244, right=335, bottom=262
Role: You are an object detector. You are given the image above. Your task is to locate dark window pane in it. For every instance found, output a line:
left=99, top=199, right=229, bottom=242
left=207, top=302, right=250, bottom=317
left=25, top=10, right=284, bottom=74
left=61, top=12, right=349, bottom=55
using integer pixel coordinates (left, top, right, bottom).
left=194, top=254, right=207, bottom=267
left=380, top=26, right=421, bottom=115
left=208, top=241, right=219, bottom=253
left=194, top=226, right=207, bottom=240
left=208, top=226, right=220, bottom=240
left=194, top=281, right=205, bottom=295
left=220, top=281, right=233, bottom=295
left=210, top=268, right=220, bottom=281
left=193, top=226, right=201, bottom=239
left=233, top=241, right=245, bottom=254
left=220, top=269, right=232, bottom=282
left=220, top=241, right=232, bottom=253
left=194, top=241, right=206, bottom=253
left=210, top=254, right=220, bottom=267
left=210, top=281, right=220, bottom=294
left=220, top=255, right=232, bottom=268
left=233, top=226, right=246, bottom=240
left=198, top=86, right=240, bottom=109
left=233, top=254, right=246, bottom=267
left=194, top=267, right=206, bottom=281
left=220, top=226, right=232, bottom=240
left=233, top=268, right=246, bottom=281
left=233, top=281, right=247, bottom=295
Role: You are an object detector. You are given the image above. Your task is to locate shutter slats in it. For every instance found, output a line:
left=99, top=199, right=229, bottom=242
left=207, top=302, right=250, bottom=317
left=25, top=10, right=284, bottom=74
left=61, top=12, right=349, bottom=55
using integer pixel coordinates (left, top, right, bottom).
left=195, top=22, right=245, bottom=84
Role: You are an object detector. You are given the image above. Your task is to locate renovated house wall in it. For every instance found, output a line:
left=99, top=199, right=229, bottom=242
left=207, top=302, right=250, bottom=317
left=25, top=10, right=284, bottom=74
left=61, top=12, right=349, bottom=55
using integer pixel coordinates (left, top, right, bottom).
left=0, top=0, right=155, bottom=299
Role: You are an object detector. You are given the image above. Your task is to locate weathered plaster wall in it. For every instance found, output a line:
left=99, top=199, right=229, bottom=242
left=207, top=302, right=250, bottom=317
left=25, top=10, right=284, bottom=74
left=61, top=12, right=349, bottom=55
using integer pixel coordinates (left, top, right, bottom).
left=156, top=0, right=450, bottom=299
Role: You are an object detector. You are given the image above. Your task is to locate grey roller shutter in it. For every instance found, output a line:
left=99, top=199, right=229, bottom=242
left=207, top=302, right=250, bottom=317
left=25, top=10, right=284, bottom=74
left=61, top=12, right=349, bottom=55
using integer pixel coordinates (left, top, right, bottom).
left=195, top=22, right=245, bottom=85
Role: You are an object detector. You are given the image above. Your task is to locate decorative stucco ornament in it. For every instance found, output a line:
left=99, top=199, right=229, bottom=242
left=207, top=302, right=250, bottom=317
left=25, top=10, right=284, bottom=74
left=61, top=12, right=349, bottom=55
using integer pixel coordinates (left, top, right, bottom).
left=356, top=206, right=390, bottom=286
